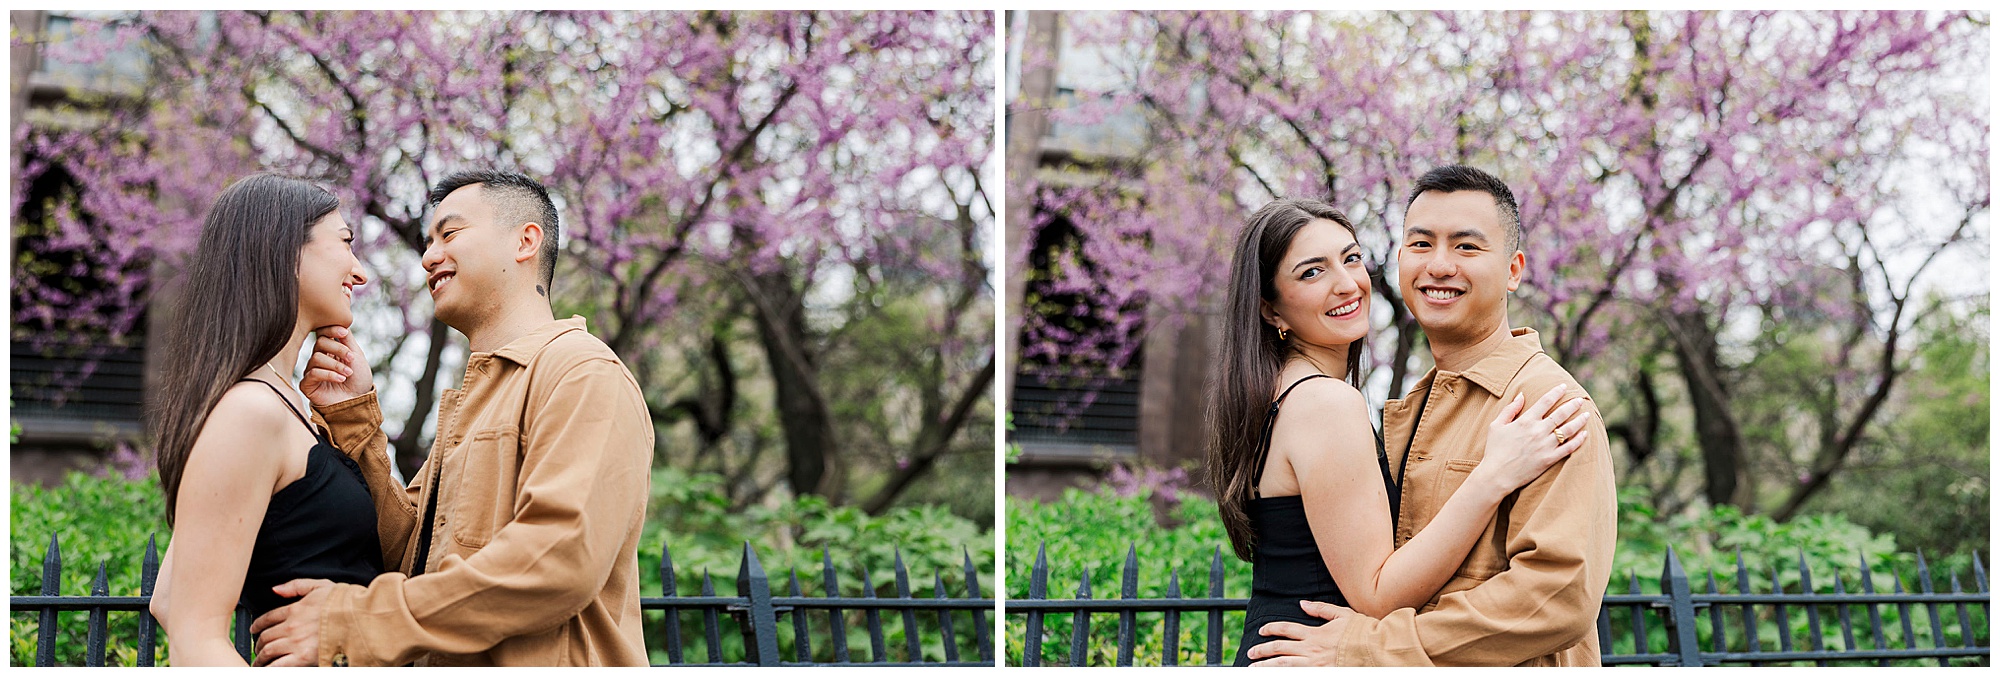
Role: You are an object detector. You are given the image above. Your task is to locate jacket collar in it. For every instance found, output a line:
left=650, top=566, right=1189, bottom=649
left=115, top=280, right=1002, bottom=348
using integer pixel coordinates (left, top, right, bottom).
left=1403, top=327, right=1546, bottom=399
left=488, top=316, right=589, bottom=366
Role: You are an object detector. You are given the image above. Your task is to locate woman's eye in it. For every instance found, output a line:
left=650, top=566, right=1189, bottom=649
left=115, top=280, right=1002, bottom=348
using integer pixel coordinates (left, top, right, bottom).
left=1345, top=254, right=1363, bottom=265
left=1300, top=267, right=1322, bottom=280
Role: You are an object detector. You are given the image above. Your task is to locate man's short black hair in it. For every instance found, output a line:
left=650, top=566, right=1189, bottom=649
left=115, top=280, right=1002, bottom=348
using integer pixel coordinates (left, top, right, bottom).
left=428, top=170, right=561, bottom=291
left=1407, top=165, right=1521, bottom=253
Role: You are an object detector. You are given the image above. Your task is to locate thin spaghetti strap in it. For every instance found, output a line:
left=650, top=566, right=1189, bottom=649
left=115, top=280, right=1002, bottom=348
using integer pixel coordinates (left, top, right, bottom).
left=237, top=378, right=318, bottom=435
left=1249, top=373, right=1337, bottom=491
left=1272, top=373, right=1334, bottom=408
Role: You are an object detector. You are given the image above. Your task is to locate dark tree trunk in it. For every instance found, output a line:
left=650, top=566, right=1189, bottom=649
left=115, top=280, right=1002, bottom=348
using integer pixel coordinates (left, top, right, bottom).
left=1665, top=308, right=1747, bottom=509
left=743, top=266, right=835, bottom=497
left=391, top=316, right=450, bottom=480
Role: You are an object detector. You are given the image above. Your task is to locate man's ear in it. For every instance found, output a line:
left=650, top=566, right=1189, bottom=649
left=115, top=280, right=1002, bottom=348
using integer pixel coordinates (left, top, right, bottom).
left=1507, top=249, right=1524, bottom=292
left=516, top=222, right=544, bottom=264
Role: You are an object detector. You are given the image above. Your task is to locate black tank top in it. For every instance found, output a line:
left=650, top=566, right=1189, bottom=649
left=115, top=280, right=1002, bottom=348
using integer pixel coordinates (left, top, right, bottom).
left=1234, top=374, right=1399, bottom=666
left=234, top=379, right=385, bottom=618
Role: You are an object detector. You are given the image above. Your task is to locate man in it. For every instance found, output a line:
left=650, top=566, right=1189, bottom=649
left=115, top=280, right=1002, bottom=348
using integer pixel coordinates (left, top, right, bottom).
left=1247, top=165, right=1618, bottom=666
left=249, top=170, right=654, bottom=666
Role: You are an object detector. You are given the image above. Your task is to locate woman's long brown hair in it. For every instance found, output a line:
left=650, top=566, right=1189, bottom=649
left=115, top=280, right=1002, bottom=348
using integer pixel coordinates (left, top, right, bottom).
left=152, top=174, right=338, bottom=527
left=1206, top=198, right=1365, bottom=562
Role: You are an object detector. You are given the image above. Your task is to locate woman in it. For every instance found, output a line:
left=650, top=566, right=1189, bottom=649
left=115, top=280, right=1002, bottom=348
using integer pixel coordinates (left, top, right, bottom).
left=1206, top=199, right=1589, bottom=665
left=147, top=174, right=382, bottom=666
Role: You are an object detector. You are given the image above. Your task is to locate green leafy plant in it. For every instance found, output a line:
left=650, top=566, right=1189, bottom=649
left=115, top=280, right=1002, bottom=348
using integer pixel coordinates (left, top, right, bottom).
left=1008, top=485, right=1988, bottom=666
left=12, top=468, right=993, bottom=666
left=10, top=472, right=171, bottom=666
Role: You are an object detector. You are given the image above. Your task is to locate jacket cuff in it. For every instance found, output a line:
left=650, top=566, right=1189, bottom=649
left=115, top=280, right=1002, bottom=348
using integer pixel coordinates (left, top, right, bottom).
left=314, top=390, right=382, bottom=426
left=317, top=583, right=359, bottom=667
left=1335, top=613, right=1378, bottom=666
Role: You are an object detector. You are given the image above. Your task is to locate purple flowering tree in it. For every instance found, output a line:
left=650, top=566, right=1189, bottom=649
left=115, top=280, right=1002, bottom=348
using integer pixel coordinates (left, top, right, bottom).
left=15, top=10, right=994, bottom=511
left=1017, top=10, right=1987, bottom=514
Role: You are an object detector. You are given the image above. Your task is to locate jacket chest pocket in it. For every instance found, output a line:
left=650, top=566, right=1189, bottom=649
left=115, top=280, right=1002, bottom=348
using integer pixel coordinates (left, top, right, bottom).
left=1436, top=458, right=1508, bottom=580
left=445, top=427, right=521, bottom=549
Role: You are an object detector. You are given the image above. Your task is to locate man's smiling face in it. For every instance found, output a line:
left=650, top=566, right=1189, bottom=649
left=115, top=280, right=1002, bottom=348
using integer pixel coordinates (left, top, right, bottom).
left=421, top=184, right=510, bottom=330
left=1397, top=189, right=1523, bottom=348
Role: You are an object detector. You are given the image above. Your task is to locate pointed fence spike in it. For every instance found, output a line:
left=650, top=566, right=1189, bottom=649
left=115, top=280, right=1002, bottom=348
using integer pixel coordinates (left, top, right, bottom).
left=36, top=533, right=60, bottom=666
left=1029, top=542, right=1050, bottom=599
left=859, top=563, right=886, bottom=663
left=1116, top=546, right=1140, bottom=666
left=1972, top=552, right=1987, bottom=594
left=891, top=550, right=920, bottom=661
left=1735, top=548, right=1759, bottom=656
left=735, top=544, right=779, bottom=666
left=1916, top=550, right=1934, bottom=592
left=661, top=542, right=677, bottom=596
left=1853, top=551, right=1888, bottom=667
left=1769, top=564, right=1795, bottom=655
left=660, top=543, right=683, bottom=664
left=1831, top=568, right=1857, bottom=663
left=699, top=566, right=723, bottom=664
left=1164, top=568, right=1183, bottom=666
left=822, top=550, right=850, bottom=663
left=1950, top=571, right=1975, bottom=652
left=1206, top=547, right=1226, bottom=665
left=86, top=561, right=110, bottom=666
left=933, top=571, right=959, bottom=664
left=1070, top=566, right=1093, bottom=666
left=893, top=549, right=911, bottom=597
left=1121, top=545, right=1140, bottom=600
left=964, top=546, right=991, bottom=663
left=41, top=533, right=62, bottom=595
left=1911, top=551, right=1947, bottom=660
left=790, top=567, right=812, bottom=664
left=142, top=534, right=161, bottom=595
left=140, top=533, right=162, bottom=666
left=1209, top=547, right=1225, bottom=597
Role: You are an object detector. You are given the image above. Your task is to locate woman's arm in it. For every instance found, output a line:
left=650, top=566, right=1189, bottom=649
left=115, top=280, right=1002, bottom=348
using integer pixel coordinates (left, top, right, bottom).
left=1282, top=383, right=1585, bottom=618
left=153, top=385, right=296, bottom=666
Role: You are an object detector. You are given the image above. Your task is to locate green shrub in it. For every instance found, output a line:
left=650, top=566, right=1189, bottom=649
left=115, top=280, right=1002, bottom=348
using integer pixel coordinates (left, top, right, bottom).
left=9, top=472, right=171, bottom=666
left=1008, top=485, right=1988, bottom=666
left=11, top=468, right=993, bottom=666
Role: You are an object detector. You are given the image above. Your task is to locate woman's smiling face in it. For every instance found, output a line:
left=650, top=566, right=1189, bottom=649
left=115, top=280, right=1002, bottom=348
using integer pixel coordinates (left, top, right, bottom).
left=1262, top=218, right=1371, bottom=349
left=296, top=212, right=367, bottom=330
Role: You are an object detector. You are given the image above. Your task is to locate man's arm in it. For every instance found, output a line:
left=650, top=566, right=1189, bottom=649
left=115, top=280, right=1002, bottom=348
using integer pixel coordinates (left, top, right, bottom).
left=303, top=326, right=420, bottom=569
left=313, top=392, right=421, bottom=571
left=311, top=358, right=651, bottom=666
left=1332, top=385, right=1616, bottom=666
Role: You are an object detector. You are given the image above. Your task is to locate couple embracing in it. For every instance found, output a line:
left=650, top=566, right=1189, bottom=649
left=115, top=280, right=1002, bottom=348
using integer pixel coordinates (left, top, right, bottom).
left=147, top=172, right=653, bottom=666
left=1212, top=166, right=1619, bottom=666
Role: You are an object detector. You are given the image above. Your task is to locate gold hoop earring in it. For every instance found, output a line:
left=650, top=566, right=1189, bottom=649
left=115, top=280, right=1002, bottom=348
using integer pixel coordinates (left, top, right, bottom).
left=1279, top=328, right=1289, bottom=341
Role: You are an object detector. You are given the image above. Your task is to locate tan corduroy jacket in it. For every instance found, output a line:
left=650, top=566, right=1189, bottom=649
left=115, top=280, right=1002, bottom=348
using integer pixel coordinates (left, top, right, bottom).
left=308, top=317, right=653, bottom=666
left=1335, top=327, right=1617, bottom=666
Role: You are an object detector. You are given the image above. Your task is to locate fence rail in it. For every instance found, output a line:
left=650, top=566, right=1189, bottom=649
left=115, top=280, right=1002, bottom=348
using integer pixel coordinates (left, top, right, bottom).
left=11, top=535, right=993, bottom=667
left=1009, top=543, right=1989, bottom=667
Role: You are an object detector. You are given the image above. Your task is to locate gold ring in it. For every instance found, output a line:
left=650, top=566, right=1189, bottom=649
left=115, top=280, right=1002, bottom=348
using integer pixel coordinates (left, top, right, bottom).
left=1555, top=430, right=1567, bottom=445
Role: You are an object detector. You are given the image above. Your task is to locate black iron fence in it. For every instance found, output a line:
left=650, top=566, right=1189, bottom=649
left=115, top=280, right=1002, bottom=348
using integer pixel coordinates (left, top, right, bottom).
left=1008, top=543, right=1989, bottom=667
left=11, top=535, right=993, bottom=667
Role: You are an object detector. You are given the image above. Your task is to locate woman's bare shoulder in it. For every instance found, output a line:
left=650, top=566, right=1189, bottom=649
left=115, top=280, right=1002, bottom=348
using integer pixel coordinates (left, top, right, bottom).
left=184, top=382, right=299, bottom=478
